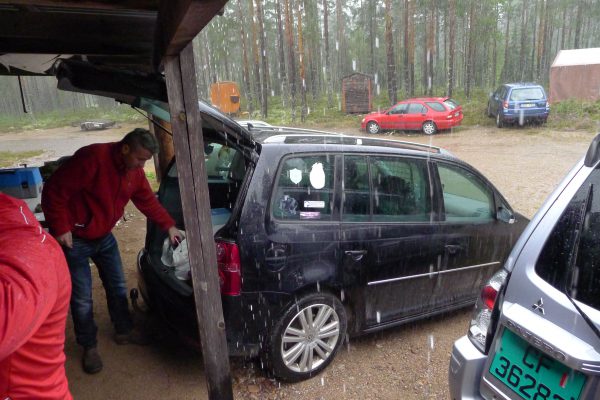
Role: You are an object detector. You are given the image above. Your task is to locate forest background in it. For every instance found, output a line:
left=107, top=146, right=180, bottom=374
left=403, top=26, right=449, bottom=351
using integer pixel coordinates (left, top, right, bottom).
left=0, top=0, right=599, bottom=132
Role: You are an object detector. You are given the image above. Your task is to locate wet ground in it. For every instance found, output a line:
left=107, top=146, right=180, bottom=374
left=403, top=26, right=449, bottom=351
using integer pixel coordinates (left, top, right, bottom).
left=1, top=123, right=597, bottom=399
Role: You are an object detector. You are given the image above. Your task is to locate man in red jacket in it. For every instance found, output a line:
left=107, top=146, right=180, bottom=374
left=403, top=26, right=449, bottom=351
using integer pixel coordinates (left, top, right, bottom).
left=0, top=193, right=72, bottom=400
left=42, top=128, right=180, bottom=374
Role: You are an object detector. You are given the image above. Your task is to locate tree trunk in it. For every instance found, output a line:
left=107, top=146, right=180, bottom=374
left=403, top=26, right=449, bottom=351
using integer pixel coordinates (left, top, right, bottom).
left=500, top=1, right=510, bottom=82
left=384, top=0, right=397, bottom=104
left=574, top=0, right=582, bottom=48
left=255, top=0, right=268, bottom=117
left=249, top=0, right=262, bottom=115
left=284, top=0, right=297, bottom=121
left=446, top=0, right=456, bottom=97
left=336, top=0, right=346, bottom=89
left=323, top=0, right=333, bottom=107
left=297, top=0, right=307, bottom=121
left=237, top=0, right=253, bottom=114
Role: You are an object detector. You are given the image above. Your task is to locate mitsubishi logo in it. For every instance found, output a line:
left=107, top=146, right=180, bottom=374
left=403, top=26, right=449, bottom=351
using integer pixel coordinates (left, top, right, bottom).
left=532, top=298, right=545, bottom=315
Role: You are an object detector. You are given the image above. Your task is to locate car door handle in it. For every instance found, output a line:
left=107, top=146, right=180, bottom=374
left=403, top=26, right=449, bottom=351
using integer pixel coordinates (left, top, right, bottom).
left=445, top=244, right=463, bottom=255
left=344, top=250, right=367, bottom=261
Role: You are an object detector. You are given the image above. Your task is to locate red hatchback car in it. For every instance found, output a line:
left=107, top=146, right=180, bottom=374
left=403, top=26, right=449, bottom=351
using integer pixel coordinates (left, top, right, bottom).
left=361, top=97, right=463, bottom=135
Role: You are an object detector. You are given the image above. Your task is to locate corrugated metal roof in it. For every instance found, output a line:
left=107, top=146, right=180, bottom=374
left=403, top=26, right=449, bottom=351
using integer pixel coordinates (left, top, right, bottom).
left=551, top=47, right=600, bottom=67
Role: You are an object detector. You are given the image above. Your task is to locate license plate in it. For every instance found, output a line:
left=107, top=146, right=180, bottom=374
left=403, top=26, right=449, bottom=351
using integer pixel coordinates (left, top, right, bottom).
left=520, top=103, right=535, bottom=108
left=489, top=329, right=586, bottom=400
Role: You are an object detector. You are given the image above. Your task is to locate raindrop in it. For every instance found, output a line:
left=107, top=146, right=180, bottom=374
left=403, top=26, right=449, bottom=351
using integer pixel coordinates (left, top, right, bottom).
left=377, top=84, right=380, bottom=95
left=429, top=334, right=435, bottom=350
left=317, top=281, right=321, bottom=292
left=343, top=384, right=346, bottom=393
left=340, top=289, right=345, bottom=301
left=250, top=304, right=253, bottom=311
left=335, top=41, right=339, bottom=51
left=376, top=311, right=381, bottom=323
left=352, top=60, right=356, bottom=71
left=374, top=73, right=378, bottom=84
left=307, top=107, right=310, bottom=115
left=375, top=37, right=379, bottom=48
left=320, top=377, right=325, bottom=386
left=271, top=90, right=275, bottom=97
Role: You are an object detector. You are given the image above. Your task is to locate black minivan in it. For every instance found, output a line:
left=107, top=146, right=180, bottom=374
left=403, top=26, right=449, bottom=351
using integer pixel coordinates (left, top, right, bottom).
left=136, top=102, right=528, bottom=382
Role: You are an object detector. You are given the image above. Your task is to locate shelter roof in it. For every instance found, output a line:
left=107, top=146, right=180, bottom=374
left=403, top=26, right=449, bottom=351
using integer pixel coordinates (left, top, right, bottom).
left=0, top=0, right=227, bottom=76
left=551, top=47, right=600, bottom=67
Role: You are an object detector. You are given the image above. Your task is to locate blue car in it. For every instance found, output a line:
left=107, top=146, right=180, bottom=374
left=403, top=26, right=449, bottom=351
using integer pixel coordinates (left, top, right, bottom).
left=487, top=83, right=550, bottom=127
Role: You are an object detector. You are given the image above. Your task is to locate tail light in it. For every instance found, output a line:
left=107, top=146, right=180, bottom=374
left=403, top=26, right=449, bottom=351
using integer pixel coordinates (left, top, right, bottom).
left=468, top=269, right=508, bottom=353
left=503, top=101, right=509, bottom=109
left=216, top=240, right=241, bottom=296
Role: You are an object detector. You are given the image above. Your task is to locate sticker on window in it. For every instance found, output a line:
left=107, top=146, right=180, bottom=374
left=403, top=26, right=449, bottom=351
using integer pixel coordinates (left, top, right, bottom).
left=289, top=168, right=302, bottom=184
left=309, top=162, right=325, bottom=189
left=299, top=211, right=321, bottom=220
left=279, top=195, right=298, bottom=215
left=304, top=200, right=325, bottom=208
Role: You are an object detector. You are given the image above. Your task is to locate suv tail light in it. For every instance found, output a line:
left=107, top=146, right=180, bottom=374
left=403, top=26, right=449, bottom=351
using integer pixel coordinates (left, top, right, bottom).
left=216, top=240, right=241, bottom=296
left=503, top=101, right=509, bottom=109
left=468, top=269, right=508, bottom=353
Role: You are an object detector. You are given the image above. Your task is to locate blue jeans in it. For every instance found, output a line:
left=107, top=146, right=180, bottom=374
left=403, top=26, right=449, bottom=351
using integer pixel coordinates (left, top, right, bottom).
left=63, top=233, right=132, bottom=348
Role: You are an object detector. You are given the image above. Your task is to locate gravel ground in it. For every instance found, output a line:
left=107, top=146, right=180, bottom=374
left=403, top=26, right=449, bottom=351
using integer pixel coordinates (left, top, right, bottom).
left=2, top=123, right=597, bottom=399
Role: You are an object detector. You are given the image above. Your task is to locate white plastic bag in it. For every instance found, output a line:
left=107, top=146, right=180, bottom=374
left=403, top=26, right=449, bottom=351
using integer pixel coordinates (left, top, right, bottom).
left=161, top=231, right=190, bottom=280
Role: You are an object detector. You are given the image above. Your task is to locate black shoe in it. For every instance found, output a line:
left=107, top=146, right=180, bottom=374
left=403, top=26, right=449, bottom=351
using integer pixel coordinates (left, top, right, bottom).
left=82, top=346, right=103, bottom=374
left=114, top=328, right=151, bottom=346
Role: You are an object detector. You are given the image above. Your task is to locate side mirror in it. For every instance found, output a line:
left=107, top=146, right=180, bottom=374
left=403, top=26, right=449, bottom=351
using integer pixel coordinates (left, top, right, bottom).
left=497, top=206, right=515, bottom=224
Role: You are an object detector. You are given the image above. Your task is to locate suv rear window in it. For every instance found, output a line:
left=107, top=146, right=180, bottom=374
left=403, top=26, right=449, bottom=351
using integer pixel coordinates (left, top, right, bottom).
left=536, top=166, right=600, bottom=310
left=509, top=87, right=545, bottom=101
left=272, top=154, right=335, bottom=221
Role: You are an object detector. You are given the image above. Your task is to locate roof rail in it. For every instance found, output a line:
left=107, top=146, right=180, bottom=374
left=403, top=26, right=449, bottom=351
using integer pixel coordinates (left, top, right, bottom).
left=261, top=132, right=445, bottom=154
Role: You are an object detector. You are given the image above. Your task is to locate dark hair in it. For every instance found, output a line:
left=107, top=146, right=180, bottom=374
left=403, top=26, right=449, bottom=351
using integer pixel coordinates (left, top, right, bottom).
left=121, top=128, right=159, bottom=154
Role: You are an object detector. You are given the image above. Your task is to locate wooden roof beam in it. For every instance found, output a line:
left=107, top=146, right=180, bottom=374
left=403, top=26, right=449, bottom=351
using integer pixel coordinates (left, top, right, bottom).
left=3, top=1, right=159, bottom=11
left=154, top=0, right=227, bottom=70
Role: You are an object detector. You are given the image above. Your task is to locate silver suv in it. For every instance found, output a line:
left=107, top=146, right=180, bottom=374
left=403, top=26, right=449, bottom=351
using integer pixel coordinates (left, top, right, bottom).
left=449, top=134, right=600, bottom=399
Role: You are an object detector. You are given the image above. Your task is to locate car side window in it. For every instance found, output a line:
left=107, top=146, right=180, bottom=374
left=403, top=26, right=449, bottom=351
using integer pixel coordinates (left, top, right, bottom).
left=437, top=163, right=494, bottom=222
left=272, top=154, right=335, bottom=221
left=389, top=103, right=407, bottom=115
left=406, top=103, right=426, bottom=114
left=370, top=156, right=431, bottom=222
left=343, top=155, right=370, bottom=222
left=536, top=167, right=600, bottom=310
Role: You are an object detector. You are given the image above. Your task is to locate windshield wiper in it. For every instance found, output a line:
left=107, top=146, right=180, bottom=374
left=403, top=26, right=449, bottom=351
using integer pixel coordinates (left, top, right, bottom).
left=564, top=184, right=600, bottom=341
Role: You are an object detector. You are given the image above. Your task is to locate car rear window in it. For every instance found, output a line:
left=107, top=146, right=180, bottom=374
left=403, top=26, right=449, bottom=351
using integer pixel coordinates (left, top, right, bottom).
left=425, top=102, right=446, bottom=112
left=536, top=166, right=600, bottom=310
left=509, top=87, right=545, bottom=101
left=443, top=99, right=459, bottom=110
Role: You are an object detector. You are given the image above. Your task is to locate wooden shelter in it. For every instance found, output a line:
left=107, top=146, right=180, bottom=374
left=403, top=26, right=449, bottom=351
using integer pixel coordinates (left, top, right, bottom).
left=341, top=72, right=373, bottom=114
left=549, top=48, right=600, bottom=103
left=0, top=1, right=233, bottom=398
left=210, top=81, right=241, bottom=115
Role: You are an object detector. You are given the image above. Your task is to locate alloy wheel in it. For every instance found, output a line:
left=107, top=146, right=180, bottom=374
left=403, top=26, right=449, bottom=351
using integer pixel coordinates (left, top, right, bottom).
left=280, top=303, right=341, bottom=374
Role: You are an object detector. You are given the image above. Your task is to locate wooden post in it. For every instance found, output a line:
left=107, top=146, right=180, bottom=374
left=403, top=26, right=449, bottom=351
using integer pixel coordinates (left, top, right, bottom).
left=164, top=43, right=234, bottom=400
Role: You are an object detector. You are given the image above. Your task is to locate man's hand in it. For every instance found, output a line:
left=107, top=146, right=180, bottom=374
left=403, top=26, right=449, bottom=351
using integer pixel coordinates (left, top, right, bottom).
left=168, top=226, right=182, bottom=245
left=56, top=231, right=73, bottom=248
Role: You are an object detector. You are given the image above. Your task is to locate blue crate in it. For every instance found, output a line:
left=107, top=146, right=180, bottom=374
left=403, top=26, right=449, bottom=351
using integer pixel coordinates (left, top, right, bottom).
left=0, top=167, right=43, bottom=200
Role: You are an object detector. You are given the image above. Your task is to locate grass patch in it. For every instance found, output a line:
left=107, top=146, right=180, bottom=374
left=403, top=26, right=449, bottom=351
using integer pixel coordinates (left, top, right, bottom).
left=0, top=150, right=44, bottom=167
left=0, top=105, right=145, bottom=133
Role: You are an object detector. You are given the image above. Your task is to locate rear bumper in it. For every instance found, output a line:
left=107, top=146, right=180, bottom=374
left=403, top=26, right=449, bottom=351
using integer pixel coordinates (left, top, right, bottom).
left=502, top=109, right=549, bottom=121
left=136, top=249, right=264, bottom=357
left=448, top=335, right=487, bottom=400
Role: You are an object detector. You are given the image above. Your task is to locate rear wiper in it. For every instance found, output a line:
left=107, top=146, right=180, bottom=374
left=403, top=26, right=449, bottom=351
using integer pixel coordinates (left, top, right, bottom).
left=564, top=184, right=600, bottom=341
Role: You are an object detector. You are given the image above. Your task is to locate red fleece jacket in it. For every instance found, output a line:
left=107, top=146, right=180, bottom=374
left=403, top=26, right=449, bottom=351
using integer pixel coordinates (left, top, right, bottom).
left=42, top=142, right=175, bottom=239
left=0, top=194, right=72, bottom=400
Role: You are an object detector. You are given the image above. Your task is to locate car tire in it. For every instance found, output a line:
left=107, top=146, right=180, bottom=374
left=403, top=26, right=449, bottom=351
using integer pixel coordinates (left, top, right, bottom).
left=366, top=121, right=380, bottom=134
left=496, top=113, right=504, bottom=128
left=422, top=121, right=437, bottom=135
left=266, top=292, right=347, bottom=382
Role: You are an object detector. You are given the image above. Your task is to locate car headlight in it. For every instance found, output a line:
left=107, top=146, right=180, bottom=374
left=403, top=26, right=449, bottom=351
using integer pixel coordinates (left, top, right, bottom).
left=468, top=269, right=508, bottom=353
left=361, top=118, right=365, bottom=123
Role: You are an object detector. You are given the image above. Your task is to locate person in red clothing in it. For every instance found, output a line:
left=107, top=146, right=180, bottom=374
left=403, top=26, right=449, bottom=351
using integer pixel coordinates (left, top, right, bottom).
left=0, top=193, right=72, bottom=400
left=42, top=128, right=181, bottom=374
